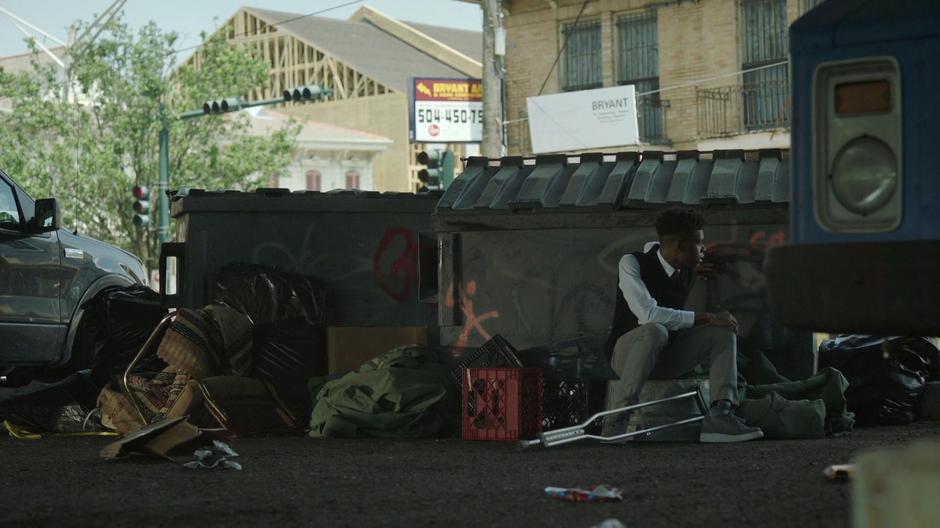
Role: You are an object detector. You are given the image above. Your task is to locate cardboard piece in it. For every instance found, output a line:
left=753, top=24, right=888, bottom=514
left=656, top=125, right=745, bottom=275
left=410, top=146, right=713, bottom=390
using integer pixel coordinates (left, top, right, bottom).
left=327, top=326, right=428, bottom=373
left=99, top=416, right=207, bottom=460
left=140, top=420, right=203, bottom=458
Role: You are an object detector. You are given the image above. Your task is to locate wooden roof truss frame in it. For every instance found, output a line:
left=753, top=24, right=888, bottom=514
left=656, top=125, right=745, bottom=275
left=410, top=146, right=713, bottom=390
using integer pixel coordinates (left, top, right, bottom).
left=188, top=9, right=393, bottom=104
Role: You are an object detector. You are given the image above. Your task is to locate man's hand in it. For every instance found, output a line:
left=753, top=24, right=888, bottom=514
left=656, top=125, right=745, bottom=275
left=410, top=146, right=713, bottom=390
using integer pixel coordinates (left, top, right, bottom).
left=696, top=254, right=725, bottom=280
left=696, top=311, right=739, bottom=334
left=696, top=259, right=719, bottom=280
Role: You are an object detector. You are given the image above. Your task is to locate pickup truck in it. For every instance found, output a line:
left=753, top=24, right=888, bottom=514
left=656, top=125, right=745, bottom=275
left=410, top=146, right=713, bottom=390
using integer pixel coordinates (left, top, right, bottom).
left=0, top=169, right=147, bottom=384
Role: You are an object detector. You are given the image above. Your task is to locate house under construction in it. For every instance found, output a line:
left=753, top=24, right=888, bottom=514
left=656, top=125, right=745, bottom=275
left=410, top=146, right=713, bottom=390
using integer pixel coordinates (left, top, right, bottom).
left=192, top=5, right=482, bottom=192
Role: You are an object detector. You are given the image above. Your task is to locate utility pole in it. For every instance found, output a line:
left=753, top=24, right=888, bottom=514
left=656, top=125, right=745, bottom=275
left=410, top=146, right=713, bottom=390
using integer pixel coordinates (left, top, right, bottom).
left=481, top=0, right=504, bottom=158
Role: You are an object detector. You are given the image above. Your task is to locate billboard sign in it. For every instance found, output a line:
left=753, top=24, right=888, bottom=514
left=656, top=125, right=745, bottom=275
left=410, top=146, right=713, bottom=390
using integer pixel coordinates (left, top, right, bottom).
left=526, top=85, right=640, bottom=154
left=411, top=78, right=483, bottom=143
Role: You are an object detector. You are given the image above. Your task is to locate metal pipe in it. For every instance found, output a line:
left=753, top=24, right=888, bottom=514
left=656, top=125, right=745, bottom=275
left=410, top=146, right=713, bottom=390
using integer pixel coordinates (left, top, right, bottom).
left=158, top=124, right=170, bottom=244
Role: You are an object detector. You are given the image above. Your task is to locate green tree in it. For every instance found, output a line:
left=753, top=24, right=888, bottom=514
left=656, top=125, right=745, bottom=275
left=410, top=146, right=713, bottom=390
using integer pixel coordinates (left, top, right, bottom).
left=0, top=15, right=298, bottom=271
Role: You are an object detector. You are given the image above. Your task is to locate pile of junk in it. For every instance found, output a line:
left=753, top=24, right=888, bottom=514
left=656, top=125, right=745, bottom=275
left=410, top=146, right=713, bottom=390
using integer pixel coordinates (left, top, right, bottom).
left=3, top=263, right=940, bottom=460
left=0, top=264, right=470, bottom=460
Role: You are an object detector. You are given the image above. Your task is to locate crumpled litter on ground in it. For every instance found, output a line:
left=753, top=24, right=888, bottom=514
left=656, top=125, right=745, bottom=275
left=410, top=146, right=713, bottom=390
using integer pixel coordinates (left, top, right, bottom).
left=544, top=485, right=622, bottom=502
left=823, top=463, right=854, bottom=481
left=183, top=440, right=242, bottom=470
left=592, top=519, right=627, bottom=528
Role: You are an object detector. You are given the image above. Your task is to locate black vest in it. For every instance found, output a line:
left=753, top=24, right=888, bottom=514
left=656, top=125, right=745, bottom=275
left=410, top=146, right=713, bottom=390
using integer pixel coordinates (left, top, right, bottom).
left=604, top=244, right=696, bottom=358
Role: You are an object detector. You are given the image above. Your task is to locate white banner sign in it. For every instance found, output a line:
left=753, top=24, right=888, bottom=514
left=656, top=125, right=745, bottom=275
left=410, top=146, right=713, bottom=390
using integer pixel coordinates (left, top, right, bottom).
left=526, top=85, right=640, bottom=154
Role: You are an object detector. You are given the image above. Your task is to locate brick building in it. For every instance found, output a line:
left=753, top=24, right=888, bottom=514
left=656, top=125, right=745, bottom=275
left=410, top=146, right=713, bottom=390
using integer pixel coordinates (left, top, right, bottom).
left=462, top=0, right=825, bottom=154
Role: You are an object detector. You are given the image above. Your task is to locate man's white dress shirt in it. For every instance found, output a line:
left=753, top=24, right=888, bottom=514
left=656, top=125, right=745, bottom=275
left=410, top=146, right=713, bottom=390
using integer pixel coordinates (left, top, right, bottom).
left=617, top=241, right=695, bottom=331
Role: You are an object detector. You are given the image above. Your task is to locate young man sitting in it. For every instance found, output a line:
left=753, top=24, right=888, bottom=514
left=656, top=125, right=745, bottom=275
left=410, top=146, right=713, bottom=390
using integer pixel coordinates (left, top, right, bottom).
left=603, top=209, right=763, bottom=443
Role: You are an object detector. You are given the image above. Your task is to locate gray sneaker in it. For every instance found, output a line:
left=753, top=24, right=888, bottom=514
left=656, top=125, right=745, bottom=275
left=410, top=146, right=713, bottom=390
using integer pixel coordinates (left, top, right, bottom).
left=699, top=403, right=764, bottom=443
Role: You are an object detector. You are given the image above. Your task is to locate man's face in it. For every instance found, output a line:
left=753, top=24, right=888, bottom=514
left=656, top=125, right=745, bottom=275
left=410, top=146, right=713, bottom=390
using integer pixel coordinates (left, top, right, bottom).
left=677, top=229, right=706, bottom=269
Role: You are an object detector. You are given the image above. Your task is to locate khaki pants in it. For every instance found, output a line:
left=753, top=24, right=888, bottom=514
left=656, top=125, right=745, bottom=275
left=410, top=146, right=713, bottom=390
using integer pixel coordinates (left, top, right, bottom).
left=606, top=323, right=739, bottom=410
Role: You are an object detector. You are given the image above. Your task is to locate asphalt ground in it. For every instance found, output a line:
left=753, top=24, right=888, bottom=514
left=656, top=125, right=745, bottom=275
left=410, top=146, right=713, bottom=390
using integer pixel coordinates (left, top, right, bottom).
left=1, top=421, right=939, bottom=528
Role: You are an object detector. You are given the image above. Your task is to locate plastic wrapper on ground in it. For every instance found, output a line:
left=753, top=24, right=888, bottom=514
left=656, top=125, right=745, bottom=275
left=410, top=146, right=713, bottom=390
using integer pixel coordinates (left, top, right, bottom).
left=544, top=485, right=623, bottom=503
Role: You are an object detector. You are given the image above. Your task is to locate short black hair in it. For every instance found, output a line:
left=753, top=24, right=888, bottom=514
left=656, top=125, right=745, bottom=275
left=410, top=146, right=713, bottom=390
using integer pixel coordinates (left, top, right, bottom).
left=655, top=209, right=705, bottom=238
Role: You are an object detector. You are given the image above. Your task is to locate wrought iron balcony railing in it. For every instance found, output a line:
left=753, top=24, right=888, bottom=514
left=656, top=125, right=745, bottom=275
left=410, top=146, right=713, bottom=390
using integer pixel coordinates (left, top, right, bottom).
left=696, top=79, right=790, bottom=138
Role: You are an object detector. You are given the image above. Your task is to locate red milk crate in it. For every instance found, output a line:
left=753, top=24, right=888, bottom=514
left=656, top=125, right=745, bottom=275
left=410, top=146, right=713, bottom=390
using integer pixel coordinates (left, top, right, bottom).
left=462, top=367, right=543, bottom=441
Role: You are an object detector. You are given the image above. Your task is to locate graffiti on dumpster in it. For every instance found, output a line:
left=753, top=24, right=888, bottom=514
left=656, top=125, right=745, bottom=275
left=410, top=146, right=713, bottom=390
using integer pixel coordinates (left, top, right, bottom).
left=556, top=282, right=612, bottom=336
left=441, top=225, right=807, bottom=376
left=373, top=228, right=418, bottom=303
left=252, top=225, right=420, bottom=311
left=597, top=232, right=651, bottom=275
left=449, top=227, right=789, bottom=348
left=253, top=225, right=323, bottom=273
left=748, top=229, right=787, bottom=249
left=446, top=279, right=500, bottom=349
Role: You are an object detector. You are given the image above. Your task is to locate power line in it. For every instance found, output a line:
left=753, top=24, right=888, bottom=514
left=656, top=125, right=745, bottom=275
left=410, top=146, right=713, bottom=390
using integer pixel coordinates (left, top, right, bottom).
left=635, top=59, right=789, bottom=98
left=506, top=59, right=790, bottom=126
left=168, top=0, right=365, bottom=57
left=537, top=0, right=590, bottom=96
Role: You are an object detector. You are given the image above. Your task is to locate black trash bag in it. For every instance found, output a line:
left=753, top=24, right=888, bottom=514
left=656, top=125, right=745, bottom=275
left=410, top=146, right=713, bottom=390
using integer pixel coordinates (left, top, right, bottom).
left=0, top=370, right=106, bottom=433
left=818, top=335, right=938, bottom=426
left=76, top=285, right=168, bottom=387
left=213, top=263, right=327, bottom=422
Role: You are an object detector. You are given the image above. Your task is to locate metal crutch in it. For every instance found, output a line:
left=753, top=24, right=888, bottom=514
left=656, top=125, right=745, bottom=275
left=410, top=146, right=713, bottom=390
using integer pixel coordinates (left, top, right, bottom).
left=519, top=387, right=709, bottom=449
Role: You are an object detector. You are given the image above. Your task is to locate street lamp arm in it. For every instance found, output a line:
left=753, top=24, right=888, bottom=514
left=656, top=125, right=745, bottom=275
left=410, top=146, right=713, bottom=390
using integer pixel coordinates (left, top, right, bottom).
left=178, top=109, right=205, bottom=120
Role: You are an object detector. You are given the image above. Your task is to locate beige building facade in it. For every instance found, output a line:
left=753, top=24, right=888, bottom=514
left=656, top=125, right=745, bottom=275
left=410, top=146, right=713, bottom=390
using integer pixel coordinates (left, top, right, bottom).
left=471, top=0, right=824, bottom=155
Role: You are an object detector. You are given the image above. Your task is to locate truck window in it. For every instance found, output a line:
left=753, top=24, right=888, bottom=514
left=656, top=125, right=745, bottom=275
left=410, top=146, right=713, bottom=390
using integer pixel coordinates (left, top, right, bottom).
left=0, top=180, right=23, bottom=231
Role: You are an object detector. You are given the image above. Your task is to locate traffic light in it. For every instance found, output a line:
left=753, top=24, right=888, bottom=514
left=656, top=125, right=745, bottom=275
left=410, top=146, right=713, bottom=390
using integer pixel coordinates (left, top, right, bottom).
left=416, top=149, right=456, bottom=190
left=202, top=97, right=242, bottom=114
left=283, top=84, right=332, bottom=102
left=132, top=185, right=150, bottom=227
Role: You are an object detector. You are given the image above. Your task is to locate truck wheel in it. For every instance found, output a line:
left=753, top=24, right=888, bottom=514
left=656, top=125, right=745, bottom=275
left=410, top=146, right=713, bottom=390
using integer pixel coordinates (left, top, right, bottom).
left=63, top=310, right=105, bottom=377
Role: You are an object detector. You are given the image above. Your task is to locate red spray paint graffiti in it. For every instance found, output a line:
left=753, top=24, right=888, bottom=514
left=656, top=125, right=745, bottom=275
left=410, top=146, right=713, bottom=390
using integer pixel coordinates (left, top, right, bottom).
left=704, top=230, right=787, bottom=256
left=373, top=228, right=418, bottom=302
left=446, top=279, right=500, bottom=349
left=749, top=230, right=787, bottom=249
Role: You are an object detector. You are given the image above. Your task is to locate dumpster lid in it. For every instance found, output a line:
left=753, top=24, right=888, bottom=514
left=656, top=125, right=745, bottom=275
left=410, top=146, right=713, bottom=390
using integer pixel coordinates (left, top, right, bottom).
left=433, top=149, right=789, bottom=231
left=170, top=188, right=441, bottom=216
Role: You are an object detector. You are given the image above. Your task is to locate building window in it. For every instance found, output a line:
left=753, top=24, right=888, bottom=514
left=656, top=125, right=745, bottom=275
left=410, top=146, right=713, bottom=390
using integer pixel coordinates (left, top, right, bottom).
left=345, top=169, right=360, bottom=190
left=561, top=20, right=602, bottom=92
left=741, top=0, right=789, bottom=130
left=617, top=11, right=663, bottom=142
left=305, top=169, right=321, bottom=191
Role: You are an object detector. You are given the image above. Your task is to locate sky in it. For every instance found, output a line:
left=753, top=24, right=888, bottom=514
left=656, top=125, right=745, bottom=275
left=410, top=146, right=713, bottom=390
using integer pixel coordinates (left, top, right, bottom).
left=0, top=0, right=482, bottom=58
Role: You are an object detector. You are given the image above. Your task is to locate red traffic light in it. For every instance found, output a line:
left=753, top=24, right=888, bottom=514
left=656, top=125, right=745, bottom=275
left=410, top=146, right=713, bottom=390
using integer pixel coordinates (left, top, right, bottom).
left=132, top=185, right=149, bottom=199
